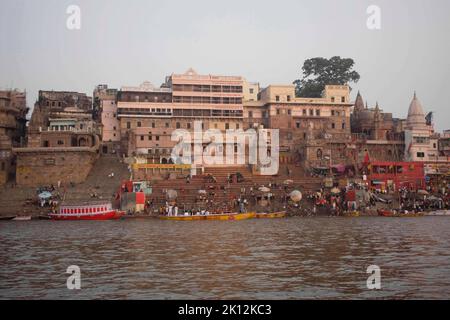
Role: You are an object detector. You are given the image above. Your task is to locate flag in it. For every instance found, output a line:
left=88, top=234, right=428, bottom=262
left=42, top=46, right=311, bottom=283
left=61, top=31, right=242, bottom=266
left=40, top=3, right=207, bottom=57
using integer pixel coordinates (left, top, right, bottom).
left=363, top=151, right=370, bottom=165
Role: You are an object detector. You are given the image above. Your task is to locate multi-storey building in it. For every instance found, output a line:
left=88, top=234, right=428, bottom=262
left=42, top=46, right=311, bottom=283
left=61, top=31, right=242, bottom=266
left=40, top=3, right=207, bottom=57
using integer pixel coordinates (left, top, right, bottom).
left=0, top=89, right=28, bottom=185
left=13, top=90, right=99, bottom=186
left=93, top=84, right=119, bottom=154
left=113, top=70, right=360, bottom=178
left=244, top=84, right=354, bottom=168
left=117, top=69, right=248, bottom=177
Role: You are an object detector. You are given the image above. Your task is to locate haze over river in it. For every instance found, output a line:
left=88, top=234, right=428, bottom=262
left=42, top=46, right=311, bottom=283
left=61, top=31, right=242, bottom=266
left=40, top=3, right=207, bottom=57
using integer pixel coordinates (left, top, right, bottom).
left=1, top=217, right=450, bottom=299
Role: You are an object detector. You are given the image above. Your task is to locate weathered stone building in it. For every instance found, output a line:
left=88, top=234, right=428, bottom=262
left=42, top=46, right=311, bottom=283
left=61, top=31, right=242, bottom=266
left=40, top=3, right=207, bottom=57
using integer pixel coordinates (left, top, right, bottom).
left=13, top=90, right=100, bottom=187
left=351, top=92, right=405, bottom=162
left=0, top=89, right=28, bottom=185
left=93, top=85, right=120, bottom=154
left=245, top=84, right=353, bottom=169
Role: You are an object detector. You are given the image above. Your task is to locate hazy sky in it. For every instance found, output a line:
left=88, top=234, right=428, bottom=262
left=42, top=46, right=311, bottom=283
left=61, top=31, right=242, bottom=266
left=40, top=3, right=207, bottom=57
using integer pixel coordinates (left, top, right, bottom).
left=1, top=0, right=449, bottom=130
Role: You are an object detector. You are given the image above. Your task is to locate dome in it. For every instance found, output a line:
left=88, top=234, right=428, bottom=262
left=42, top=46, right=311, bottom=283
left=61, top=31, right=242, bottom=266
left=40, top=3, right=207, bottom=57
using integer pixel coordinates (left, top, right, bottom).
left=406, top=92, right=426, bottom=128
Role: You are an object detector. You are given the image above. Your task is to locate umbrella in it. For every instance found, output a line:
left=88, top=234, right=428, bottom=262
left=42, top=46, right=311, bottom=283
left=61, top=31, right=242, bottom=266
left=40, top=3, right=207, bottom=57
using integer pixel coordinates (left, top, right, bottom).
left=331, top=187, right=341, bottom=194
left=417, top=190, right=429, bottom=195
left=290, top=190, right=302, bottom=202
left=198, top=190, right=207, bottom=194
left=283, top=179, right=294, bottom=185
left=258, top=187, right=271, bottom=193
left=38, top=191, right=52, bottom=200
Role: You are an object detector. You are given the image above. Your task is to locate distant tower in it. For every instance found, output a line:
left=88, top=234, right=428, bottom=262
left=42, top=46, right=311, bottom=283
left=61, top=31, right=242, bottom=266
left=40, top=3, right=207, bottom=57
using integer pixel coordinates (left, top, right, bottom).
left=374, top=102, right=381, bottom=140
left=354, top=91, right=365, bottom=113
left=404, top=92, right=433, bottom=161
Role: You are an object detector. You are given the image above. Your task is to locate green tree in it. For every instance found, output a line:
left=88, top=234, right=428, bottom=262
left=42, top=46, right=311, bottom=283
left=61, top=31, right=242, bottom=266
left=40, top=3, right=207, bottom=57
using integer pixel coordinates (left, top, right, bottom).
left=293, top=56, right=360, bottom=97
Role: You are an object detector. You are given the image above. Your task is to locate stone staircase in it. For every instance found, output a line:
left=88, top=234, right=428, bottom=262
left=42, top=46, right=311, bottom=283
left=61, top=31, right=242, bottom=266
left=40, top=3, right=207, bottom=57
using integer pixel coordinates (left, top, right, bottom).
left=146, top=164, right=323, bottom=209
left=63, top=154, right=131, bottom=202
left=0, top=184, right=37, bottom=216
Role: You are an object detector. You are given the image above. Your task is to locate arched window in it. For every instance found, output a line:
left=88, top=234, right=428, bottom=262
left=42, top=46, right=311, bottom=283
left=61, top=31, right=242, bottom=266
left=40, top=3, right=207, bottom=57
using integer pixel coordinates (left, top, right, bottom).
left=317, top=149, right=323, bottom=159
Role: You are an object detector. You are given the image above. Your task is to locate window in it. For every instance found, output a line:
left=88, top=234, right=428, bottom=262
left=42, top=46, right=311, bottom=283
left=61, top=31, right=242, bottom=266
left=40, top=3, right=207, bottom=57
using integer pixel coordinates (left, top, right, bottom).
left=296, top=122, right=300, bottom=129
left=156, top=136, right=160, bottom=141
left=176, top=122, right=181, bottom=129
left=225, top=123, right=230, bottom=130
left=417, top=152, right=425, bottom=158
left=248, top=111, right=253, bottom=118
left=152, top=122, right=155, bottom=128
left=249, top=88, right=254, bottom=94
left=148, top=135, right=152, bottom=141
left=287, top=109, right=292, bottom=115
left=276, top=109, right=280, bottom=115
left=342, top=123, right=346, bottom=129
left=317, top=149, right=323, bottom=159
left=137, top=121, right=141, bottom=127
left=303, top=109, right=307, bottom=116
left=1, top=162, right=4, bottom=171
left=140, top=136, right=144, bottom=141
left=57, top=140, right=64, bottom=145
left=331, top=123, right=336, bottom=129
left=341, top=97, right=345, bottom=103
left=127, top=122, right=131, bottom=129
left=236, top=123, right=240, bottom=129
left=331, top=97, right=335, bottom=103
left=214, top=123, right=218, bottom=129
left=331, top=110, right=335, bottom=116
left=276, top=96, right=280, bottom=102
left=165, top=123, right=169, bottom=128
left=309, top=109, right=314, bottom=116
left=316, top=109, right=320, bottom=116
left=287, top=95, right=291, bottom=102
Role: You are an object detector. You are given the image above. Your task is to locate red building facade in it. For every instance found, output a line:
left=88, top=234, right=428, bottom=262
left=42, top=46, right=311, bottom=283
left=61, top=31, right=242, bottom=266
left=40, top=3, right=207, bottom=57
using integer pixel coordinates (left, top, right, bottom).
left=365, top=161, right=425, bottom=191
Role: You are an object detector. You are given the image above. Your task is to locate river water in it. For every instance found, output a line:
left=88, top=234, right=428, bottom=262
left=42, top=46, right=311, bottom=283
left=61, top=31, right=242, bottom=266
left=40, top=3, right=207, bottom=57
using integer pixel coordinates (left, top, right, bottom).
left=1, top=217, right=450, bottom=299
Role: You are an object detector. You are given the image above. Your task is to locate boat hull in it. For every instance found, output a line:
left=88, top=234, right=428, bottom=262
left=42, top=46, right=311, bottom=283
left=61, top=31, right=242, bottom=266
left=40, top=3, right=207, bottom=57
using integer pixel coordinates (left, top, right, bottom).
left=159, top=212, right=256, bottom=221
left=424, top=210, right=450, bottom=216
left=378, top=209, right=424, bottom=217
left=342, top=211, right=360, bottom=217
left=49, top=210, right=124, bottom=221
left=378, top=209, right=394, bottom=217
left=255, top=211, right=286, bottom=219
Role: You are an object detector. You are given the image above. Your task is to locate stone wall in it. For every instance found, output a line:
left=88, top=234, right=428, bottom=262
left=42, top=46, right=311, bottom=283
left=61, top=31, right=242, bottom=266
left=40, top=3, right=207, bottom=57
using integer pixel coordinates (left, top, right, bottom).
left=14, top=148, right=99, bottom=187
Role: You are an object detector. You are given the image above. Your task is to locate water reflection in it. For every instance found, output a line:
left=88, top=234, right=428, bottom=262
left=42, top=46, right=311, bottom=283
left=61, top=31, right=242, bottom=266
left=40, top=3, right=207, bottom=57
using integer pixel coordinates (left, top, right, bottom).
left=1, top=217, right=450, bottom=299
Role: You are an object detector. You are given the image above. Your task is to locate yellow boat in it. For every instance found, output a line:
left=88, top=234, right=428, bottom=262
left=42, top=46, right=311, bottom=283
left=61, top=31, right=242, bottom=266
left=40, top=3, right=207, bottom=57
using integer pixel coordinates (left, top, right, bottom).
left=158, top=212, right=256, bottom=221
left=342, top=211, right=360, bottom=217
left=255, top=211, right=286, bottom=219
left=392, top=212, right=425, bottom=218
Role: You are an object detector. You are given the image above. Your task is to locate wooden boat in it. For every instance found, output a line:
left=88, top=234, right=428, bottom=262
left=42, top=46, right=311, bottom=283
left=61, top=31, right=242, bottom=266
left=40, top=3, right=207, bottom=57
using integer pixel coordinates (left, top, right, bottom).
left=255, top=211, right=286, bottom=219
left=12, top=216, right=32, bottom=221
left=159, top=212, right=256, bottom=221
left=378, top=209, right=395, bottom=217
left=49, top=202, right=124, bottom=221
left=0, top=216, right=16, bottom=221
left=342, top=211, right=360, bottom=217
left=424, top=210, right=450, bottom=216
left=378, top=209, right=424, bottom=217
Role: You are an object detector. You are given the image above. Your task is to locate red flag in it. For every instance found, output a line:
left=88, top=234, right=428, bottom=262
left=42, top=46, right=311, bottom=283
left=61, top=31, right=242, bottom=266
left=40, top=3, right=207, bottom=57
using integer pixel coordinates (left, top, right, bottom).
left=363, top=152, right=370, bottom=164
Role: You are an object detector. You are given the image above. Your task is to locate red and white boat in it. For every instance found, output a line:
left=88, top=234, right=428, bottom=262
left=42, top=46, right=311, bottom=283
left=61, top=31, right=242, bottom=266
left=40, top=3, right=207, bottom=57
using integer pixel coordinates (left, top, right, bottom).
left=49, top=202, right=124, bottom=221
